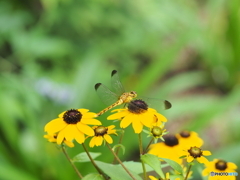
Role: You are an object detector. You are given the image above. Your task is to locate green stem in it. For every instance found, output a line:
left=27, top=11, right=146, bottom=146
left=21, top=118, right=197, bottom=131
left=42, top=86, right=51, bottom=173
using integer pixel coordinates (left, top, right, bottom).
left=143, top=137, right=154, bottom=154
left=138, top=133, right=143, bottom=155
left=141, top=159, right=147, bottom=180
left=138, top=133, right=147, bottom=180
left=184, top=164, right=192, bottom=180
left=106, top=142, right=136, bottom=180
left=82, top=143, right=108, bottom=180
left=112, top=129, right=125, bottom=164
left=61, top=146, right=83, bottom=179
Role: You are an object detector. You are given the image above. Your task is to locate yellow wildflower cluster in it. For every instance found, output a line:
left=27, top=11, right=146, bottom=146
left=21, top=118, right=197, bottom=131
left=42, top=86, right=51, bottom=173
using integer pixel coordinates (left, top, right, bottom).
left=43, top=70, right=238, bottom=180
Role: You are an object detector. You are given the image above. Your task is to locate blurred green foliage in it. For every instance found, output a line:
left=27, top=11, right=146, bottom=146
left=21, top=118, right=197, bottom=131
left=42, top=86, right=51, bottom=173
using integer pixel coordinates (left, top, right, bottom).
left=0, top=0, right=239, bottom=179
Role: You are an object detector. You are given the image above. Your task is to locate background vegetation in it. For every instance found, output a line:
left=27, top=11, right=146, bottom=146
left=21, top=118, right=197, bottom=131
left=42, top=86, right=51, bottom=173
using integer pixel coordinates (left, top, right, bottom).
left=0, top=0, right=239, bottom=179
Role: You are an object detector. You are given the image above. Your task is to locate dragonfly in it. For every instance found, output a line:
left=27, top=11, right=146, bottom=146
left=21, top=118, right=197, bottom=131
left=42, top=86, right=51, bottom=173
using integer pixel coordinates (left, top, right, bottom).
left=95, top=70, right=171, bottom=116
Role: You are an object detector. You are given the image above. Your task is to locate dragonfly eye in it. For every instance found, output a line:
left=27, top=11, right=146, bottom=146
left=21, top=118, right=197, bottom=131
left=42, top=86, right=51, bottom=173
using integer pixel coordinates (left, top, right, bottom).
left=130, top=91, right=137, bottom=98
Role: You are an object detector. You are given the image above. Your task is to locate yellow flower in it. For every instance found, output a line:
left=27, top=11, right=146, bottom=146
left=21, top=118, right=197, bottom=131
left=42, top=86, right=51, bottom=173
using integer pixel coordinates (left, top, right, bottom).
left=149, top=125, right=167, bottom=141
left=181, top=146, right=211, bottom=165
left=107, top=99, right=167, bottom=133
left=202, top=159, right=238, bottom=180
left=149, top=176, right=158, bottom=180
left=44, top=133, right=74, bottom=148
left=148, top=135, right=183, bottom=165
left=176, top=130, right=203, bottom=149
left=44, top=109, right=101, bottom=144
left=89, top=125, right=117, bottom=147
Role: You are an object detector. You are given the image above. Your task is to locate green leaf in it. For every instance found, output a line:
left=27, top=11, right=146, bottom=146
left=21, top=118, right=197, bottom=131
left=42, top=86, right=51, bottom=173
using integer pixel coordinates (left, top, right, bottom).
left=122, top=161, right=152, bottom=174
left=72, top=152, right=101, bottom=163
left=112, top=144, right=125, bottom=155
left=160, top=158, right=183, bottom=174
left=170, top=174, right=184, bottom=180
left=95, top=161, right=142, bottom=180
left=82, top=173, right=105, bottom=180
left=140, top=154, right=164, bottom=178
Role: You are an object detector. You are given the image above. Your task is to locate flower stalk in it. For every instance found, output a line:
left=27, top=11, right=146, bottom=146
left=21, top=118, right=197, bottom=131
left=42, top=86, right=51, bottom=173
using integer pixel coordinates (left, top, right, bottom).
left=61, top=146, right=83, bottom=179
left=138, top=133, right=147, bottom=180
left=112, top=129, right=125, bottom=164
left=82, top=143, right=108, bottom=180
left=106, top=142, right=136, bottom=180
left=184, top=164, right=192, bottom=180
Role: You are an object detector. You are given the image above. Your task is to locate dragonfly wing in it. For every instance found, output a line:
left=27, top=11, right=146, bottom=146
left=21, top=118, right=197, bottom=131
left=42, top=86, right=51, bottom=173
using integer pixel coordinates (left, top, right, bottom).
left=111, top=70, right=125, bottom=95
left=139, top=97, right=172, bottom=111
left=95, top=83, right=119, bottom=106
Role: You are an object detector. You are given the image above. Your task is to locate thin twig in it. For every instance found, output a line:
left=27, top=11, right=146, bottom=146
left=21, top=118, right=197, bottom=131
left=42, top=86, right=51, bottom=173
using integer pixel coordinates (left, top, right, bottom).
left=143, top=137, right=154, bottom=154
left=138, top=133, right=147, bottom=180
left=112, top=129, right=125, bottom=164
left=82, top=143, right=108, bottom=180
left=106, top=142, right=136, bottom=180
left=184, top=164, right=192, bottom=180
left=61, top=146, right=83, bottom=179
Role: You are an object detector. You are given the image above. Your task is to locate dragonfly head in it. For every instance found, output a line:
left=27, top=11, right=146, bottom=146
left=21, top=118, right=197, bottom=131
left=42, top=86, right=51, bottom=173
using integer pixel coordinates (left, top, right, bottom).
left=130, top=91, right=137, bottom=98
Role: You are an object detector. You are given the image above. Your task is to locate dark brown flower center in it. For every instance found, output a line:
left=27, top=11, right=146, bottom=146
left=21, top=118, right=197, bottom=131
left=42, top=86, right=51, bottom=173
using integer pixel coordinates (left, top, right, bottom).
left=128, top=99, right=148, bottom=114
left=164, top=135, right=179, bottom=147
left=151, top=126, right=163, bottom=137
left=94, top=126, right=108, bottom=136
left=215, top=160, right=227, bottom=171
left=188, top=146, right=202, bottom=158
left=63, top=109, right=82, bottom=124
left=180, top=130, right=190, bottom=138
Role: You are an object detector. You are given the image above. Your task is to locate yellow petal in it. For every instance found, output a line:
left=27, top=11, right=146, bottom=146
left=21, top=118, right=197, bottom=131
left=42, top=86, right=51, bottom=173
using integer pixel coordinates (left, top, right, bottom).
left=149, top=176, right=158, bottom=180
left=95, top=136, right=103, bottom=146
left=107, top=125, right=115, bottom=131
left=44, top=118, right=67, bottom=134
left=89, top=137, right=97, bottom=148
left=148, top=143, right=162, bottom=155
left=107, top=125, right=117, bottom=135
left=227, top=162, right=238, bottom=170
left=139, top=113, right=154, bottom=127
left=82, top=112, right=97, bottom=119
left=202, top=168, right=209, bottom=176
left=81, top=118, right=102, bottom=125
left=56, top=129, right=66, bottom=144
left=154, top=112, right=167, bottom=122
left=120, top=115, right=133, bottom=128
left=74, top=131, right=85, bottom=144
left=132, top=119, right=143, bottom=133
left=77, top=109, right=90, bottom=113
left=104, top=134, right=113, bottom=144
left=77, top=123, right=94, bottom=136
left=202, top=151, right=211, bottom=156
left=110, top=108, right=126, bottom=112
left=58, top=111, right=66, bottom=118
left=107, top=110, right=129, bottom=120
left=197, top=156, right=209, bottom=164
left=165, top=172, right=170, bottom=179
left=187, top=156, right=194, bottom=163
left=64, top=140, right=74, bottom=148
left=63, top=125, right=76, bottom=141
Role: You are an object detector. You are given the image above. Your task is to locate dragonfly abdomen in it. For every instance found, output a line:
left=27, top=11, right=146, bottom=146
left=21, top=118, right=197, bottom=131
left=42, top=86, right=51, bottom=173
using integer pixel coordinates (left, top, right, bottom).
left=96, top=100, right=123, bottom=116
